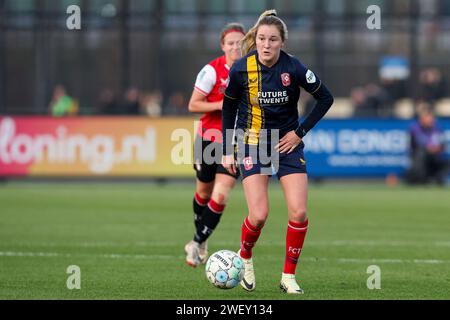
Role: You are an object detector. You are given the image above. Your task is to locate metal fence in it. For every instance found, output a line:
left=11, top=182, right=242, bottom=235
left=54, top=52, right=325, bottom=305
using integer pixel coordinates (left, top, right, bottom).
left=1, top=0, right=450, bottom=116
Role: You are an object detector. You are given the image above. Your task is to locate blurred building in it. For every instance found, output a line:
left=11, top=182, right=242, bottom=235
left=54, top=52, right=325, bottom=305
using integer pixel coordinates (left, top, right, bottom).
left=1, top=0, right=450, bottom=116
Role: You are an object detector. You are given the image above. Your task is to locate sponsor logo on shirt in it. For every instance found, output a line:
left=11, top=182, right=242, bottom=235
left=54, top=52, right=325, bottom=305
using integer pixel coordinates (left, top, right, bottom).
left=257, top=91, right=289, bottom=105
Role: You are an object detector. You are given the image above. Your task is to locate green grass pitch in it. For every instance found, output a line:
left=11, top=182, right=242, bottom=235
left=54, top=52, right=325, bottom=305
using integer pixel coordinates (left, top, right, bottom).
left=0, top=181, right=449, bottom=300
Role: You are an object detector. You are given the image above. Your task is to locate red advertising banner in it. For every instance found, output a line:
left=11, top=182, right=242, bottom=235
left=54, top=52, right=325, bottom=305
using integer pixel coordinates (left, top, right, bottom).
left=0, top=116, right=198, bottom=177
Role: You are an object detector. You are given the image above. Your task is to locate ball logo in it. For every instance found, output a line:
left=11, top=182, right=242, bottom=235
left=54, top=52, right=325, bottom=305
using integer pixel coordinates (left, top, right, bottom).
left=243, top=157, right=253, bottom=171
left=213, top=253, right=230, bottom=267
left=281, top=73, right=291, bottom=87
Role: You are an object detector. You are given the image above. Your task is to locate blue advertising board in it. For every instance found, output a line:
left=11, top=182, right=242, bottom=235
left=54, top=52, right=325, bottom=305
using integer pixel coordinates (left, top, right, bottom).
left=302, top=119, right=450, bottom=178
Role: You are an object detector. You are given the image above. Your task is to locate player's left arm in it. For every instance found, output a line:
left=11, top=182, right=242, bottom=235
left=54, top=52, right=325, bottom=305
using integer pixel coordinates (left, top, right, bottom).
left=294, top=82, right=334, bottom=139
left=294, top=62, right=334, bottom=139
left=277, top=63, right=334, bottom=154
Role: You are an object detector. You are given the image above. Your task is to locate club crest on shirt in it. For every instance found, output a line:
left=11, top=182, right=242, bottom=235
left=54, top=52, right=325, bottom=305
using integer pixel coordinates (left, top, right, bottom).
left=243, top=157, right=253, bottom=171
left=281, top=73, right=291, bottom=86
left=219, top=78, right=228, bottom=93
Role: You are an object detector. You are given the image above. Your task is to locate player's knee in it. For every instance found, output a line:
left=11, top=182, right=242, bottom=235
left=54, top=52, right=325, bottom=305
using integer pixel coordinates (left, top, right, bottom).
left=211, top=192, right=228, bottom=205
left=290, top=208, right=308, bottom=223
left=211, top=181, right=235, bottom=205
left=253, top=218, right=267, bottom=229
left=197, top=189, right=212, bottom=200
left=249, top=210, right=269, bottom=229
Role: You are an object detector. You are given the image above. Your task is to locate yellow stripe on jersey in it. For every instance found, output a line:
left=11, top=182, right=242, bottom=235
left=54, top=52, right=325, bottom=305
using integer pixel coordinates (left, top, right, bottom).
left=246, top=55, right=263, bottom=145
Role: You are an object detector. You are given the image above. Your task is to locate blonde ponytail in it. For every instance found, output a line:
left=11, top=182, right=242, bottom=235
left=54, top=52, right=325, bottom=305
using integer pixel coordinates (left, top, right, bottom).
left=240, top=9, right=278, bottom=55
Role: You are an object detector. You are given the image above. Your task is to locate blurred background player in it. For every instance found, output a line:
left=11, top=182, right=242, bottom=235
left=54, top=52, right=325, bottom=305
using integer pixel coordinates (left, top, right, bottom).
left=406, top=108, right=448, bottom=185
left=222, top=10, right=334, bottom=293
left=184, top=23, right=246, bottom=267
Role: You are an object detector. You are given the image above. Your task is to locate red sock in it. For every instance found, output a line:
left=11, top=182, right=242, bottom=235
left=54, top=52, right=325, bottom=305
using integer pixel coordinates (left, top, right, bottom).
left=240, top=217, right=263, bottom=259
left=207, top=199, right=225, bottom=214
left=284, top=220, right=308, bottom=275
left=194, top=193, right=209, bottom=206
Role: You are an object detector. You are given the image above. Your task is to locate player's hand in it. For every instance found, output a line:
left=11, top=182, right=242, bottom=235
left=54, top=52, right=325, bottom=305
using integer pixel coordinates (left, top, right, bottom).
left=275, top=131, right=302, bottom=154
left=215, top=100, right=224, bottom=111
left=222, top=154, right=237, bottom=175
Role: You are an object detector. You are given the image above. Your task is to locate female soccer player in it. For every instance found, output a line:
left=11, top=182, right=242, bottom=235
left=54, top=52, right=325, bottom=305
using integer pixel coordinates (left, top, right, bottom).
left=221, top=10, right=334, bottom=293
left=184, top=23, right=246, bottom=267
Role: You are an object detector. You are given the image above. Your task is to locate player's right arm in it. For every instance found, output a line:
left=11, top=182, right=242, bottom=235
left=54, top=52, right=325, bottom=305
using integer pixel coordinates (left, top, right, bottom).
left=188, top=64, right=222, bottom=113
left=188, top=90, right=223, bottom=113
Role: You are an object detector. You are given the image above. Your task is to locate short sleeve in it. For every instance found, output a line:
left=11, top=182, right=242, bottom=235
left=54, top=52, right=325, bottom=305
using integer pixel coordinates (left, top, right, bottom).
left=224, top=65, right=242, bottom=99
left=295, top=59, right=322, bottom=94
left=194, top=64, right=217, bottom=96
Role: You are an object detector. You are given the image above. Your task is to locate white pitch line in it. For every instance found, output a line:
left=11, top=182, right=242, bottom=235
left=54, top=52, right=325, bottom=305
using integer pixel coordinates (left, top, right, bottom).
left=2, top=240, right=450, bottom=248
left=0, top=251, right=449, bottom=264
left=0, top=251, right=68, bottom=258
left=336, top=258, right=446, bottom=264
left=0, top=251, right=174, bottom=260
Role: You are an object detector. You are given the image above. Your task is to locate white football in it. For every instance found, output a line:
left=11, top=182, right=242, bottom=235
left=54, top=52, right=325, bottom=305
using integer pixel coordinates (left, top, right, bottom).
left=205, top=250, right=245, bottom=289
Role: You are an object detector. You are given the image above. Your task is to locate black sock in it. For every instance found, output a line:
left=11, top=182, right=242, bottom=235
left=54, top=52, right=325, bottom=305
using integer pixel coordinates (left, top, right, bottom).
left=193, top=197, right=207, bottom=230
left=194, top=203, right=224, bottom=243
